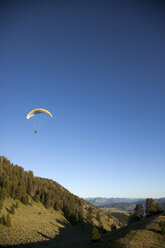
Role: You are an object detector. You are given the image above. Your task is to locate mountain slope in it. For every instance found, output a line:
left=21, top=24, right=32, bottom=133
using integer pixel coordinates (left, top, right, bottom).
left=0, top=198, right=91, bottom=247
left=75, top=214, right=165, bottom=248
left=0, top=157, right=118, bottom=247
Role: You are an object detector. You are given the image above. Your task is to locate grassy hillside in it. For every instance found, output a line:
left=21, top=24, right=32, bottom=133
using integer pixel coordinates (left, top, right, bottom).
left=0, top=198, right=118, bottom=247
left=2, top=157, right=164, bottom=248
left=102, top=208, right=130, bottom=226
left=0, top=198, right=68, bottom=245
left=1, top=198, right=164, bottom=248
left=75, top=214, right=165, bottom=248
left=0, top=156, right=118, bottom=230
left=0, top=156, right=120, bottom=247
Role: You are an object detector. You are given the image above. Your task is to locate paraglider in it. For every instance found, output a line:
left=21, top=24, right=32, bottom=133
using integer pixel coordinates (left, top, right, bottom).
left=26, top=108, right=52, bottom=133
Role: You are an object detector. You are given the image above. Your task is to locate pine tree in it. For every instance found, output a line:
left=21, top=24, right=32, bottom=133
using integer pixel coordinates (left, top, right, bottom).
left=154, top=202, right=163, bottom=214
left=0, top=187, right=6, bottom=201
left=40, top=192, right=45, bottom=204
left=134, top=203, right=144, bottom=220
left=91, top=227, right=101, bottom=242
left=26, top=171, right=34, bottom=195
left=87, top=207, right=93, bottom=223
left=0, top=156, right=94, bottom=225
left=10, top=183, right=16, bottom=198
left=44, top=192, right=52, bottom=208
left=146, top=198, right=155, bottom=217
left=96, top=212, right=101, bottom=222
left=107, top=211, right=112, bottom=221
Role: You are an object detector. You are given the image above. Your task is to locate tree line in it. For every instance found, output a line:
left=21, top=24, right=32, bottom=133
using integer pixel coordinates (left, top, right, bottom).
left=131, top=198, right=163, bottom=222
left=0, top=156, right=88, bottom=225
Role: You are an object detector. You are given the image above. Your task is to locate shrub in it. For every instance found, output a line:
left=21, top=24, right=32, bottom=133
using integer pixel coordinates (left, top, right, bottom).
left=21, top=194, right=29, bottom=205
left=10, top=205, right=15, bottom=214
left=5, top=214, right=11, bottom=227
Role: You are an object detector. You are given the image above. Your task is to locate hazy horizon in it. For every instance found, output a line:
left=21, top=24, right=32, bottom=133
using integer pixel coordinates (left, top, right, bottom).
left=84, top=196, right=165, bottom=199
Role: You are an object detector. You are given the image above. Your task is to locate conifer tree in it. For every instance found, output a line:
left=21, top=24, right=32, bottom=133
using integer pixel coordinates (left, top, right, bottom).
left=27, top=171, right=34, bottom=195
left=10, top=183, right=16, bottom=198
left=146, top=198, right=155, bottom=217
left=77, top=208, right=84, bottom=222
left=0, top=187, right=6, bottom=201
left=0, top=156, right=94, bottom=224
left=96, top=212, right=101, bottom=222
left=91, top=227, right=101, bottom=242
left=40, top=192, right=45, bottom=204
left=134, top=203, right=144, bottom=220
left=44, top=192, right=52, bottom=208
left=107, top=211, right=112, bottom=221
left=87, top=207, right=93, bottom=223
left=154, top=202, right=163, bottom=214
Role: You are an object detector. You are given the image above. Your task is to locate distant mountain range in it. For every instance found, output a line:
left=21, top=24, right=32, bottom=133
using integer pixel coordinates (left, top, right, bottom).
left=85, top=197, right=145, bottom=206
left=85, top=197, right=165, bottom=211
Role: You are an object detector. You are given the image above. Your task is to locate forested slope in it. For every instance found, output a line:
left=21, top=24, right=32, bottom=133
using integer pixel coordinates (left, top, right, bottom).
left=0, top=156, right=117, bottom=229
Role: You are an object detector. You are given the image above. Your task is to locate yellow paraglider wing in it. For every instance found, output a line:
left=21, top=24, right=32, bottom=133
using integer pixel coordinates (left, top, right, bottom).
left=26, top=108, right=52, bottom=119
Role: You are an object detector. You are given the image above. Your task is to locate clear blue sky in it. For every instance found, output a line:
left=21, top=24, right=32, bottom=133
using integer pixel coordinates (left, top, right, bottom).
left=1, top=0, right=165, bottom=198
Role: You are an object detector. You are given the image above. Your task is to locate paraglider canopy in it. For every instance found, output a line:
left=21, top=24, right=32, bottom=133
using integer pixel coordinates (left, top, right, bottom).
left=26, top=108, right=52, bottom=119
left=26, top=108, right=52, bottom=134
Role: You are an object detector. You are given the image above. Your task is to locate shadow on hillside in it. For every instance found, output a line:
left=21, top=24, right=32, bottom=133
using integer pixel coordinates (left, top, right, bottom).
left=1, top=216, right=160, bottom=248
left=147, top=228, right=160, bottom=234
left=107, top=215, right=160, bottom=248
left=2, top=220, right=93, bottom=248
left=37, top=231, right=51, bottom=240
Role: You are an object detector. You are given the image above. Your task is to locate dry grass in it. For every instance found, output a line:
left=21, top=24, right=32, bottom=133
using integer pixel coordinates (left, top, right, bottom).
left=75, top=214, right=165, bottom=248
left=118, top=215, right=165, bottom=248
left=0, top=198, right=68, bottom=245
left=2, top=199, right=163, bottom=248
left=0, top=198, right=116, bottom=247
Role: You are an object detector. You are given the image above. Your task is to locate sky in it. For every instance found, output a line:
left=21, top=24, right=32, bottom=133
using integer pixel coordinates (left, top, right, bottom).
left=1, top=0, right=165, bottom=198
